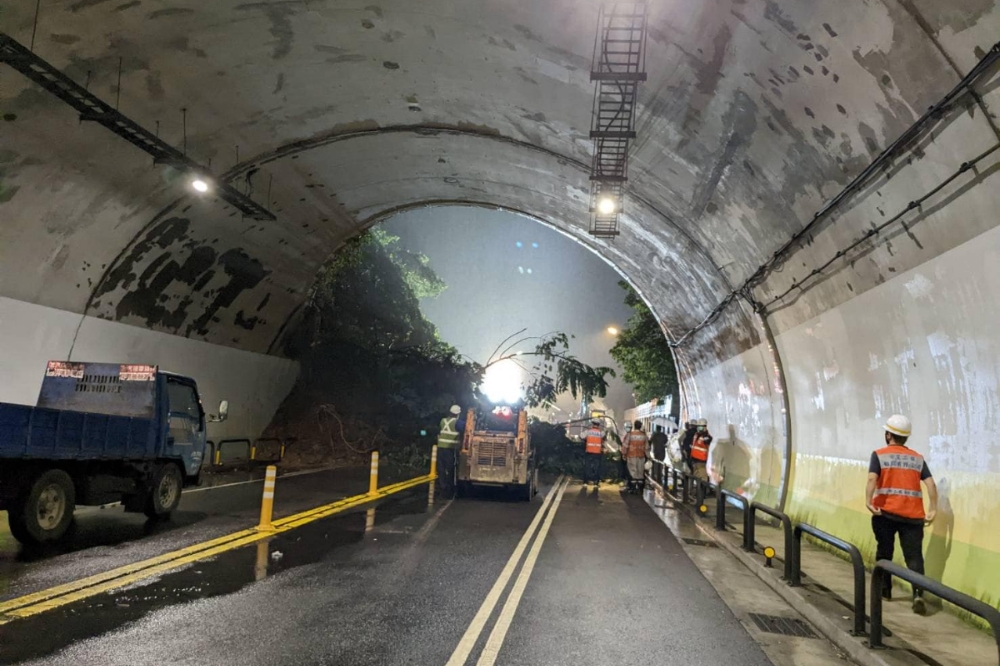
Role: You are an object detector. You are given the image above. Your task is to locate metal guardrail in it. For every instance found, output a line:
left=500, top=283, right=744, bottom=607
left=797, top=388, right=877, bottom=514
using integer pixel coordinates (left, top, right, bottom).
left=870, top=560, right=1000, bottom=662
left=216, top=438, right=252, bottom=465
left=748, top=502, right=794, bottom=581
left=715, top=487, right=753, bottom=551
left=792, top=523, right=866, bottom=636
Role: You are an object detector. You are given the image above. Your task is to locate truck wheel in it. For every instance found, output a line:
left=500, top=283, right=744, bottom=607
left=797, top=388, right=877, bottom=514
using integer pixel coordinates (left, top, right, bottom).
left=144, top=464, right=183, bottom=519
left=12, top=469, right=76, bottom=544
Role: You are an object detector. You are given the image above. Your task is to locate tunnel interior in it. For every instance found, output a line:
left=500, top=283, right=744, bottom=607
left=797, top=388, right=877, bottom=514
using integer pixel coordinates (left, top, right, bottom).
left=2, top=0, right=1000, bottom=602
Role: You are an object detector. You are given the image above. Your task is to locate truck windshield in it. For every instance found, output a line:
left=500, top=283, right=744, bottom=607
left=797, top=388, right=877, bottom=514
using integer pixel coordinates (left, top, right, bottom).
left=167, top=381, right=201, bottom=423
left=477, top=404, right=521, bottom=433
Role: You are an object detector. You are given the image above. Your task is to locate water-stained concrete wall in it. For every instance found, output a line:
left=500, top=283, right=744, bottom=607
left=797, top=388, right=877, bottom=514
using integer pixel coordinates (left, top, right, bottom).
left=2, top=0, right=1000, bottom=603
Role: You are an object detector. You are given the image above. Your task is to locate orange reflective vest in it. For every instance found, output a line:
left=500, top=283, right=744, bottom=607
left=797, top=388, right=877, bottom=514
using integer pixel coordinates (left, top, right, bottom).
left=873, top=445, right=925, bottom=520
left=585, top=428, right=604, bottom=454
left=691, top=434, right=710, bottom=462
left=625, top=431, right=648, bottom=459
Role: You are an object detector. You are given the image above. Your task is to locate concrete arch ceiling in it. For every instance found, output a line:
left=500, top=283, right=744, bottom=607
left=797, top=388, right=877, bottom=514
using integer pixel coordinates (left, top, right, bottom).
left=2, top=0, right=997, bottom=372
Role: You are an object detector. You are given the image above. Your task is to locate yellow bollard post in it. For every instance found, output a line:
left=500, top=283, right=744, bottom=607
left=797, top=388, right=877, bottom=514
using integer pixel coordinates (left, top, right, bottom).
left=430, top=444, right=438, bottom=480
left=214, top=447, right=221, bottom=466
left=254, top=539, right=269, bottom=581
left=365, top=507, right=376, bottom=533
left=368, top=450, right=379, bottom=496
left=250, top=445, right=257, bottom=461
left=257, top=465, right=277, bottom=532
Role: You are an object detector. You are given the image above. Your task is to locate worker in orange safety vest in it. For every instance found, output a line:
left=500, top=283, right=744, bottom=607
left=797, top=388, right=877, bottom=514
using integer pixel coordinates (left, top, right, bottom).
left=623, top=420, right=650, bottom=494
left=583, top=419, right=605, bottom=486
left=689, top=418, right=712, bottom=483
left=866, top=414, right=938, bottom=615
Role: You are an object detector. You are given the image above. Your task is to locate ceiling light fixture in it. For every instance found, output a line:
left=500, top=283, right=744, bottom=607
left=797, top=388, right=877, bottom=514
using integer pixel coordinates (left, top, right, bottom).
left=597, top=197, right=617, bottom=215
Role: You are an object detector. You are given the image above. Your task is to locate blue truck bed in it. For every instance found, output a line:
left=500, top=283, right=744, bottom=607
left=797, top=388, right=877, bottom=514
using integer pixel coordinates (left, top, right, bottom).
left=0, top=403, right=156, bottom=460
left=0, top=361, right=163, bottom=462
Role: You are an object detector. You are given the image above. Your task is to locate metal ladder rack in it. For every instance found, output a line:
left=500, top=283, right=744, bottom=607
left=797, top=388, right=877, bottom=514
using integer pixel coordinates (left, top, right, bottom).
left=587, top=4, right=647, bottom=239
left=0, top=33, right=275, bottom=221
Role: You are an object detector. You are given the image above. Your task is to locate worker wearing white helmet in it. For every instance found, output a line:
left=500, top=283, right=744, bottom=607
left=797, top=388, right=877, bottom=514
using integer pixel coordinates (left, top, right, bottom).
left=689, top=418, right=712, bottom=483
left=865, top=414, right=938, bottom=616
left=436, top=405, right=463, bottom=499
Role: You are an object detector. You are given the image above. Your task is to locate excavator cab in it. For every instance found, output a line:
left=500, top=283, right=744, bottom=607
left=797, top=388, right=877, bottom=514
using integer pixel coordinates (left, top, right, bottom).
left=456, top=402, right=536, bottom=500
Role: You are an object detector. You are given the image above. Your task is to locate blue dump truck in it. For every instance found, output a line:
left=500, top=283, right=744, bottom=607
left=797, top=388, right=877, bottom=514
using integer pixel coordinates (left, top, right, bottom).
left=0, top=361, right=228, bottom=544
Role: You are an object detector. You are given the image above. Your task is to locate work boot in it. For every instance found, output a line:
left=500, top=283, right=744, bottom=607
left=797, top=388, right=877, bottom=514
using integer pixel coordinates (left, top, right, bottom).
left=912, top=596, right=927, bottom=615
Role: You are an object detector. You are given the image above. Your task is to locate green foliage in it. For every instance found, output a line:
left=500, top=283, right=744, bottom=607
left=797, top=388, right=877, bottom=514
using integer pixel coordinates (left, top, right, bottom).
left=609, top=281, right=678, bottom=404
left=284, top=228, right=477, bottom=443
left=306, top=229, right=444, bottom=354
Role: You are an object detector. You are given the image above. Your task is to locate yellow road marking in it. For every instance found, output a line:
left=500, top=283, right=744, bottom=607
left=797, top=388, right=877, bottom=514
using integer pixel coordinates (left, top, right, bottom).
left=0, top=473, right=433, bottom=623
left=475, top=478, right=568, bottom=666
left=444, top=476, right=566, bottom=666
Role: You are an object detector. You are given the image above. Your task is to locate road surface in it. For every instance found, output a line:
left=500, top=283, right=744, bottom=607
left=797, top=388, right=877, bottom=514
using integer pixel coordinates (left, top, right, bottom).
left=0, top=473, right=845, bottom=665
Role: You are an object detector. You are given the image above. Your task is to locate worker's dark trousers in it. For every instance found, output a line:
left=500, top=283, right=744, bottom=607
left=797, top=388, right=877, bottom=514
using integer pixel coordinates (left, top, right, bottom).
left=437, top=447, right=457, bottom=498
left=872, top=515, right=925, bottom=598
left=584, top=452, right=602, bottom=484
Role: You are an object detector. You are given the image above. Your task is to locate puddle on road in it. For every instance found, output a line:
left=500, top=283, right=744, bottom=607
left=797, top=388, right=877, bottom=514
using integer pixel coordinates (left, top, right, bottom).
left=0, top=488, right=432, bottom=665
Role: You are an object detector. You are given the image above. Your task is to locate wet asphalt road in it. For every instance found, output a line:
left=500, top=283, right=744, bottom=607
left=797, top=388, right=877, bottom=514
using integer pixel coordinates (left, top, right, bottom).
left=0, top=476, right=775, bottom=666
left=0, top=466, right=375, bottom=601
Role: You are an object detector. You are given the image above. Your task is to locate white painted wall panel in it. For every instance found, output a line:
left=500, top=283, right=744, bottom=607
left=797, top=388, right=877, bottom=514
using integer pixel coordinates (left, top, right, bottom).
left=0, top=296, right=298, bottom=442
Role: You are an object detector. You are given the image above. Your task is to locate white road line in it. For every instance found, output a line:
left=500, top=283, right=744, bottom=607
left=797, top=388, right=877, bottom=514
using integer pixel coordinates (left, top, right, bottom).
left=186, top=466, right=336, bottom=493
left=474, top=479, right=569, bottom=666
left=444, top=476, right=565, bottom=666
left=81, top=467, right=339, bottom=511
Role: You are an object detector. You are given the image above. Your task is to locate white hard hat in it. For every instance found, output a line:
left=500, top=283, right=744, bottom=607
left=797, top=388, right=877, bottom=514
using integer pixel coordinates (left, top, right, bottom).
left=696, top=418, right=708, bottom=426
left=450, top=405, right=461, bottom=415
left=883, top=414, right=911, bottom=437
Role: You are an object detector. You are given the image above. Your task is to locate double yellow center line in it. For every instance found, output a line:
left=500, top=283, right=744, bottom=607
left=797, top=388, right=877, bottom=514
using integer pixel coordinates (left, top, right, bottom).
left=0, top=473, right=433, bottom=623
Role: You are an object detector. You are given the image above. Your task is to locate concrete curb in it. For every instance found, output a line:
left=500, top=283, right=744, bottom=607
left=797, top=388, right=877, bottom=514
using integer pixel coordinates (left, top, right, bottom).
left=656, top=486, right=896, bottom=666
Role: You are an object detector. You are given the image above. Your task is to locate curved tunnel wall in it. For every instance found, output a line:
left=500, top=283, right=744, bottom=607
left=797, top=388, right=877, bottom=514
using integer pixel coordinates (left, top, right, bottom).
left=1, top=0, right=999, bottom=602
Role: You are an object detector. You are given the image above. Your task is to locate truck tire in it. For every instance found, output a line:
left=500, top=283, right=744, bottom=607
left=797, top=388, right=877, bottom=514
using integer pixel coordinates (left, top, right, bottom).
left=144, top=463, right=183, bottom=519
left=10, top=469, right=76, bottom=544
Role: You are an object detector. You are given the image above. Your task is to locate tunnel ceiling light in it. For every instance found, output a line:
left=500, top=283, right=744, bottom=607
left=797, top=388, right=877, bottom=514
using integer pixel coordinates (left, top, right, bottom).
left=0, top=34, right=276, bottom=221
left=597, top=197, right=617, bottom=215
left=191, top=178, right=210, bottom=193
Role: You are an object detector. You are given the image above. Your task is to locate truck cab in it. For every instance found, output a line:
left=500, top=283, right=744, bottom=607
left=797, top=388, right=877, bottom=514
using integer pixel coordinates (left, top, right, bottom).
left=456, top=401, right=537, bottom=500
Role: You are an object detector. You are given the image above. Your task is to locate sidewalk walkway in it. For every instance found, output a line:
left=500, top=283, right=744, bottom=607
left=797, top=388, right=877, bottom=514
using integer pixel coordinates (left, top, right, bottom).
left=650, top=481, right=997, bottom=666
